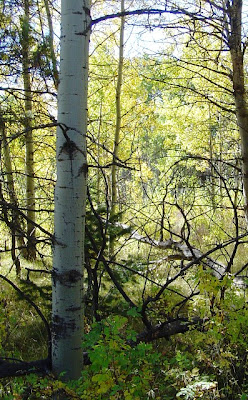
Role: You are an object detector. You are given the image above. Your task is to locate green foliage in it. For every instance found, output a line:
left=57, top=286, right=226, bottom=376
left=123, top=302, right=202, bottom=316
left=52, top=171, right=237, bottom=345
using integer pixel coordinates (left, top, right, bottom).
left=2, top=303, right=248, bottom=399
left=85, top=203, right=131, bottom=260
left=1, top=1, right=248, bottom=399
left=0, top=374, right=81, bottom=400
left=77, top=315, right=161, bottom=399
left=0, top=259, right=50, bottom=361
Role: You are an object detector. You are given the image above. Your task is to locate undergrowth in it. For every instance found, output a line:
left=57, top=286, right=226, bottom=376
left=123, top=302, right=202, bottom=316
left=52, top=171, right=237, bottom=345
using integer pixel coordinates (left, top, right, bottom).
left=1, top=256, right=248, bottom=399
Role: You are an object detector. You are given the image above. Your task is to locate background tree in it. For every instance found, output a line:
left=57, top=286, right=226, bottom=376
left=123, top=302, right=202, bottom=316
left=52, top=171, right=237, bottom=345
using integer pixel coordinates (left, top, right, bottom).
left=21, top=0, right=36, bottom=260
left=0, top=0, right=58, bottom=262
left=110, top=0, right=125, bottom=225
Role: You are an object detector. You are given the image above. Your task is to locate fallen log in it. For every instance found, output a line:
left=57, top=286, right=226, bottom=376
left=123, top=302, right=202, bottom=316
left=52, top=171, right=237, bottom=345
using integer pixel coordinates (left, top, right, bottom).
left=0, top=358, right=50, bottom=379
left=121, top=224, right=247, bottom=288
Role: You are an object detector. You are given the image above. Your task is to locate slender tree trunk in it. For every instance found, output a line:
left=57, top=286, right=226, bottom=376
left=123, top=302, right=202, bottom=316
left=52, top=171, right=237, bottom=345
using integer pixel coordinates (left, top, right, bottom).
left=0, top=113, right=25, bottom=273
left=111, top=0, right=125, bottom=216
left=110, top=0, right=125, bottom=254
left=52, top=0, right=90, bottom=380
left=227, top=0, right=248, bottom=218
left=44, top=0, right=59, bottom=90
left=21, top=0, right=36, bottom=260
left=97, top=100, right=102, bottom=203
left=208, top=106, right=216, bottom=208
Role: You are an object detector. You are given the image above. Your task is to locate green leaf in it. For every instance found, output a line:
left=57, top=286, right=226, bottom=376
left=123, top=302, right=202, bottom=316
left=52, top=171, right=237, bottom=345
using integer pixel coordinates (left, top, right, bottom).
left=127, top=307, right=140, bottom=317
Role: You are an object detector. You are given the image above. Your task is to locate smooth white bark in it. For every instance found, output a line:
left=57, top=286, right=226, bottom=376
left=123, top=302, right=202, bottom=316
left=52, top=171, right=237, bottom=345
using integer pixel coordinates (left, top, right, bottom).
left=52, top=0, right=90, bottom=380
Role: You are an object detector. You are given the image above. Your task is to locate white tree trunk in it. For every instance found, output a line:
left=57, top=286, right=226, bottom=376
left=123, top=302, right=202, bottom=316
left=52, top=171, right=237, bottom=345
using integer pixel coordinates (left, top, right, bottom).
left=52, top=0, right=90, bottom=380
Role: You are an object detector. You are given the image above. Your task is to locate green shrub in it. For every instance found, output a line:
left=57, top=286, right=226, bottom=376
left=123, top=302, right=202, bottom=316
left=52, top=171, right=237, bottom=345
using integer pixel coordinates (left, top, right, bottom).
left=76, top=315, right=162, bottom=399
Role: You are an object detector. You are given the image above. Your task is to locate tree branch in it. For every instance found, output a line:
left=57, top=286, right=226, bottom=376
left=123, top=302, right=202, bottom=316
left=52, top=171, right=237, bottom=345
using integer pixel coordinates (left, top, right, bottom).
left=0, top=358, right=50, bottom=379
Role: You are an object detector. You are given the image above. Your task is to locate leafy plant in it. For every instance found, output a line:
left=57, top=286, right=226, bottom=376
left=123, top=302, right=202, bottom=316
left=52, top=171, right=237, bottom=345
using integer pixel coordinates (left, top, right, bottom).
left=77, top=315, right=162, bottom=399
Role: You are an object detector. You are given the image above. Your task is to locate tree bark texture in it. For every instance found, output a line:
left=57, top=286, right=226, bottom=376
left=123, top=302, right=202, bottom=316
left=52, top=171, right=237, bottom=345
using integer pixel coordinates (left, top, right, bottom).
left=52, top=0, right=90, bottom=380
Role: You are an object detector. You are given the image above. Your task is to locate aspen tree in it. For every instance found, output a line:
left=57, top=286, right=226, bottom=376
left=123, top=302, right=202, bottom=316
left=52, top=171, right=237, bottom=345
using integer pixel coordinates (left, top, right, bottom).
left=110, top=0, right=125, bottom=255
left=227, top=0, right=248, bottom=219
left=44, top=0, right=59, bottom=90
left=21, top=0, right=36, bottom=260
left=52, top=0, right=91, bottom=380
